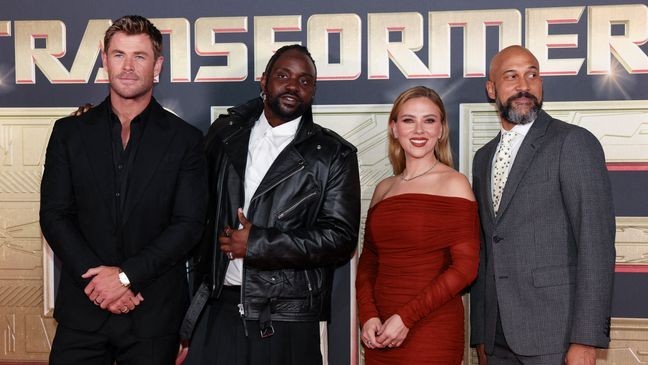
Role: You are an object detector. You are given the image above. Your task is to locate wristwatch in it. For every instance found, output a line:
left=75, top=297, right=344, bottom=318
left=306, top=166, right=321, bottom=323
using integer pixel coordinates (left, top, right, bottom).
left=118, top=270, right=131, bottom=288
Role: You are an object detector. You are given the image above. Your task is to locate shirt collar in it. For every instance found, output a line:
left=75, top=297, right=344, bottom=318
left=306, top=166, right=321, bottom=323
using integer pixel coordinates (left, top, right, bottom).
left=107, top=96, right=154, bottom=127
left=257, top=112, right=301, bottom=138
left=501, top=119, right=535, bottom=137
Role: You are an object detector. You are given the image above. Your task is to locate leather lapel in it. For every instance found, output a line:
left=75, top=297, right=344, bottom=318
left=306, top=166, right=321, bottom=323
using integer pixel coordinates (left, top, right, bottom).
left=121, top=101, right=174, bottom=225
left=79, top=101, right=116, bottom=223
left=251, top=145, right=305, bottom=201
left=496, top=111, right=551, bottom=219
left=222, top=126, right=252, bottom=181
left=218, top=102, right=261, bottom=181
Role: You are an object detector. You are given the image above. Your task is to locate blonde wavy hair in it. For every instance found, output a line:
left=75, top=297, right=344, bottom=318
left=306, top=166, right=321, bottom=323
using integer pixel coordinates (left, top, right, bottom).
left=387, top=86, right=453, bottom=175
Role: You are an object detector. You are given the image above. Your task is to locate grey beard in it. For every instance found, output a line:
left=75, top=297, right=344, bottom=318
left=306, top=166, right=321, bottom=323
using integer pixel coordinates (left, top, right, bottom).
left=496, top=92, right=542, bottom=125
left=497, top=99, right=538, bottom=125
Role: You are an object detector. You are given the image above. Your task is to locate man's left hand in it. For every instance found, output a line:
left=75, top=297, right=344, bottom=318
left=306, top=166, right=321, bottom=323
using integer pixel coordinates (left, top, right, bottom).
left=565, top=343, right=597, bottom=365
left=219, top=208, right=250, bottom=259
left=82, top=266, right=129, bottom=309
left=106, top=290, right=144, bottom=314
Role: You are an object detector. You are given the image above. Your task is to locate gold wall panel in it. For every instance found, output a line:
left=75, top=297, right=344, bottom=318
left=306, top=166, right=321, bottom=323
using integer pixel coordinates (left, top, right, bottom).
left=600, top=318, right=648, bottom=364
left=0, top=108, right=73, bottom=361
left=616, top=217, right=648, bottom=265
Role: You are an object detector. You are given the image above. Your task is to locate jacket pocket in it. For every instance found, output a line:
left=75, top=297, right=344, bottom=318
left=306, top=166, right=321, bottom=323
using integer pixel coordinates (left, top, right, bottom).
left=532, top=265, right=576, bottom=288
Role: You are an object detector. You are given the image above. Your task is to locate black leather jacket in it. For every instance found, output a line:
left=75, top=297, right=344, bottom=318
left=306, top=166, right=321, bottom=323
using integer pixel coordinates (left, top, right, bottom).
left=195, top=98, right=360, bottom=322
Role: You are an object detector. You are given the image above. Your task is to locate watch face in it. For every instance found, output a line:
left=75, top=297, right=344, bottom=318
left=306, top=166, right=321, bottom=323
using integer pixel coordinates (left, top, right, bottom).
left=119, top=272, right=130, bottom=286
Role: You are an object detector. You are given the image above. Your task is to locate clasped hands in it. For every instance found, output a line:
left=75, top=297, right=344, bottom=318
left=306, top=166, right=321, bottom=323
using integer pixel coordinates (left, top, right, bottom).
left=219, top=208, right=251, bottom=260
left=361, top=314, right=409, bottom=350
left=82, top=266, right=143, bottom=315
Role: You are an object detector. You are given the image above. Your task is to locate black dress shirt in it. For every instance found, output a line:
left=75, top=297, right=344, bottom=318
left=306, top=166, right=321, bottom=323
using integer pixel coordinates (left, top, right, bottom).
left=109, top=101, right=152, bottom=226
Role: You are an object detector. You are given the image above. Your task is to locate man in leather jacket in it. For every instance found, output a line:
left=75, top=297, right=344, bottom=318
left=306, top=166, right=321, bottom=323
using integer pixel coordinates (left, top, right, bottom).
left=183, top=45, right=361, bottom=364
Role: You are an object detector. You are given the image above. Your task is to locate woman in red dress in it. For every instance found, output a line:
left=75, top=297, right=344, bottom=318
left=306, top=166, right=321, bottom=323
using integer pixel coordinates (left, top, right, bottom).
left=356, top=86, right=480, bottom=364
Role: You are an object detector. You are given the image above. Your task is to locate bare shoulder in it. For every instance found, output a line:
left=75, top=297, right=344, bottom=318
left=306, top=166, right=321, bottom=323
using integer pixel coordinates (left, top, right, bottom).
left=437, top=168, right=475, bottom=201
left=370, top=176, right=397, bottom=208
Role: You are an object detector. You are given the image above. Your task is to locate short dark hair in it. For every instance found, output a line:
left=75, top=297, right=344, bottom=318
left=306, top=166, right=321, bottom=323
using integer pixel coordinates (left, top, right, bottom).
left=104, top=15, right=163, bottom=58
left=263, top=44, right=317, bottom=79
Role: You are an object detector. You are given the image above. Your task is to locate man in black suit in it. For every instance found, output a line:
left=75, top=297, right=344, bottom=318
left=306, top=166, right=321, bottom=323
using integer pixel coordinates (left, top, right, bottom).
left=40, top=15, right=206, bottom=364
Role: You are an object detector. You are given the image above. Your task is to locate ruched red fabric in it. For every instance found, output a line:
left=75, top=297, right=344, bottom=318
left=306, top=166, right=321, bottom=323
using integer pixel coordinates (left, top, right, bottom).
left=356, top=193, right=480, bottom=365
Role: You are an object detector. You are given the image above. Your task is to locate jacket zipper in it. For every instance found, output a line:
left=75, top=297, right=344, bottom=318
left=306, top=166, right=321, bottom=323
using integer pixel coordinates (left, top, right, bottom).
left=211, top=154, right=228, bottom=296
left=239, top=265, right=248, bottom=337
left=223, top=122, right=251, bottom=337
left=251, top=164, right=305, bottom=201
left=232, top=126, right=304, bottom=336
left=304, top=270, right=314, bottom=309
left=277, top=191, right=318, bottom=220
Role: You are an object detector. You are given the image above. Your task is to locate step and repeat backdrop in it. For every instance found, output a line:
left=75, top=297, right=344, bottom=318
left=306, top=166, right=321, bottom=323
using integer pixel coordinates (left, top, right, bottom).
left=0, top=1, right=647, bottom=364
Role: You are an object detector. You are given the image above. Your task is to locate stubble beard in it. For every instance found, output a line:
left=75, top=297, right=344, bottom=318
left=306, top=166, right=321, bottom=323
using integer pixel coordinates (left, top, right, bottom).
left=266, top=90, right=310, bottom=123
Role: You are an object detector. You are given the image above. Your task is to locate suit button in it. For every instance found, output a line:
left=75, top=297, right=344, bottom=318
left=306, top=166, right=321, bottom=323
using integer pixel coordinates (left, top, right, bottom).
left=493, top=236, right=503, bottom=243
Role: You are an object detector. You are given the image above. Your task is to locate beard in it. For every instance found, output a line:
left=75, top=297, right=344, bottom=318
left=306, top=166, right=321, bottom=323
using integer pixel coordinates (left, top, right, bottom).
left=496, top=91, right=543, bottom=125
left=266, top=90, right=311, bottom=122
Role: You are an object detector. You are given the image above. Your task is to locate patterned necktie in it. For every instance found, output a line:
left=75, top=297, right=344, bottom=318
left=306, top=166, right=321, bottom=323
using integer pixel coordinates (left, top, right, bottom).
left=492, top=131, right=516, bottom=215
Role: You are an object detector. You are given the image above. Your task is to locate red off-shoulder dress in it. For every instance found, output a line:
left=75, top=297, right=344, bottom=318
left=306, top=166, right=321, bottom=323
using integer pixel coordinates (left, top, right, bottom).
left=356, top=194, right=480, bottom=365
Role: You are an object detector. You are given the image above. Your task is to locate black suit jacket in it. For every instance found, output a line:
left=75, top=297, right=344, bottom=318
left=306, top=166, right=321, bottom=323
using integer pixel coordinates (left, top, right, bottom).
left=40, top=98, right=207, bottom=337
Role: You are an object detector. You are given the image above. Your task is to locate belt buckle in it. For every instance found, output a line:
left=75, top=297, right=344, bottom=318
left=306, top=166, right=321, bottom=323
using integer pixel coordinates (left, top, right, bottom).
left=260, top=324, right=275, bottom=338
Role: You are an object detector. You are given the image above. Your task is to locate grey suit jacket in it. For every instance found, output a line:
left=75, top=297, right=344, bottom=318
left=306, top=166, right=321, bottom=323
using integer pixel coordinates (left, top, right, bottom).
left=469, top=110, right=615, bottom=356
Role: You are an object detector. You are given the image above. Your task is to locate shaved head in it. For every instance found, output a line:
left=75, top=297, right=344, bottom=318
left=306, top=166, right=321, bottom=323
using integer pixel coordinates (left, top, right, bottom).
left=488, top=45, right=540, bottom=82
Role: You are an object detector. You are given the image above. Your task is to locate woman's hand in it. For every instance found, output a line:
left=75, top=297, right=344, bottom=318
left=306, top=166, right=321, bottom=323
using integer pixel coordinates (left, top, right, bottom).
left=361, top=317, right=384, bottom=349
left=375, top=314, right=409, bottom=348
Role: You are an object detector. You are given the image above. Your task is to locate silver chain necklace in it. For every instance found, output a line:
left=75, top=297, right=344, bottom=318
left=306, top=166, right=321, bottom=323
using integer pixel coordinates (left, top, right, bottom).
left=400, top=159, right=439, bottom=182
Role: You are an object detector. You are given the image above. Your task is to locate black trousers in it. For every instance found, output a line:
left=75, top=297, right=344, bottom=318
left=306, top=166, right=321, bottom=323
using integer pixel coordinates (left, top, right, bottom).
left=185, top=286, right=322, bottom=365
left=49, top=314, right=178, bottom=365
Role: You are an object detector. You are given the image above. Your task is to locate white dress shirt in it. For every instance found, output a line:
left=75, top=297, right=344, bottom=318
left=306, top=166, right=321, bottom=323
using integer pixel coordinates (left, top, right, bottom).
left=224, top=112, right=301, bottom=285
